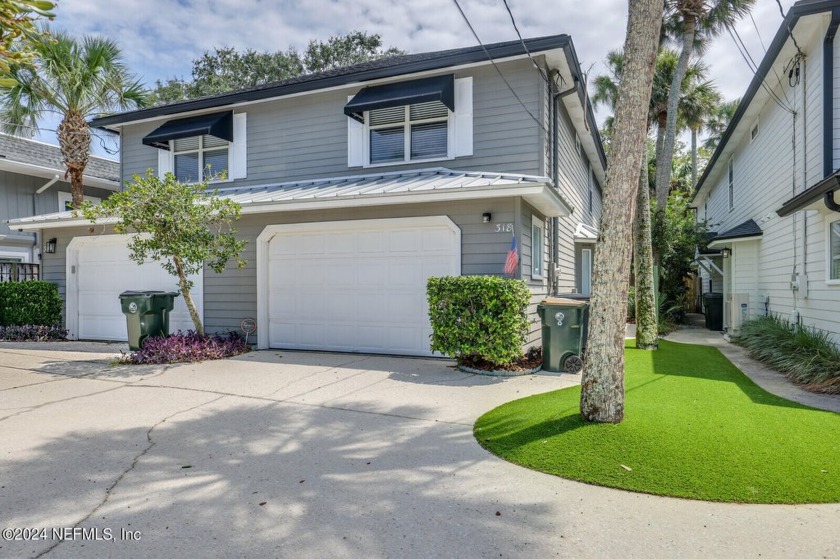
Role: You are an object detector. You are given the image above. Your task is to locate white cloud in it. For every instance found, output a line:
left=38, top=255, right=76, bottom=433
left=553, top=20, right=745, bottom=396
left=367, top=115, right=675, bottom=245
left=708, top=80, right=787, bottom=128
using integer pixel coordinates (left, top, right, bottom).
left=43, top=0, right=800, bottom=150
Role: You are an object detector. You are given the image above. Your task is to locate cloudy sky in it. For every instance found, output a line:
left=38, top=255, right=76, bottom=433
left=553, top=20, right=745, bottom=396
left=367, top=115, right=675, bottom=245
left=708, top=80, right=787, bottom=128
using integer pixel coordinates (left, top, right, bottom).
left=45, top=0, right=798, bottom=154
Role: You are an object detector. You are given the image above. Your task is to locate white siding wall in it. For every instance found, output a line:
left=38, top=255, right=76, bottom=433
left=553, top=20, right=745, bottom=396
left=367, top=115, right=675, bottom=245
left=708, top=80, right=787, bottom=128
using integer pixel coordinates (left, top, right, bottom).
left=700, top=18, right=840, bottom=343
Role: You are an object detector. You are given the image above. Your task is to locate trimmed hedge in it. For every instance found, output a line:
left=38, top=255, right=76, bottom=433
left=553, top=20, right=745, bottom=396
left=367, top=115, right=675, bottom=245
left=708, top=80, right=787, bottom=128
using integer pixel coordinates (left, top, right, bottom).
left=0, top=281, right=62, bottom=326
left=427, top=276, right=530, bottom=365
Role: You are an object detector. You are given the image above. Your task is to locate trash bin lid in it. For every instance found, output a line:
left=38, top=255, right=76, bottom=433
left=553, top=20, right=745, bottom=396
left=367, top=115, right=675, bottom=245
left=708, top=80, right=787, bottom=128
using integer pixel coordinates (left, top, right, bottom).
left=119, top=290, right=168, bottom=298
left=541, top=297, right=588, bottom=307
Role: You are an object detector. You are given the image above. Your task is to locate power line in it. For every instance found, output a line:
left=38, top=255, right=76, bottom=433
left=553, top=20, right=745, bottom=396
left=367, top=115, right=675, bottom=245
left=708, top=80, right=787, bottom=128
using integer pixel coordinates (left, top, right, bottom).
left=775, top=0, right=804, bottom=56
left=731, top=24, right=793, bottom=108
left=726, top=26, right=795, bottom=115
left=450, top=0, right=548, bottom=133
left=501, top=0, right=551, bottom=86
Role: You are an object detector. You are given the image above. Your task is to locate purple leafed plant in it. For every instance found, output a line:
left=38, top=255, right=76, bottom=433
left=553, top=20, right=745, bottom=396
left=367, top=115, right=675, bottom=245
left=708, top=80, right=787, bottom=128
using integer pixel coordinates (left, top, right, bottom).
left=124, top=330, right=250, bottom=364
left=0, top=324, right=68, bottom=341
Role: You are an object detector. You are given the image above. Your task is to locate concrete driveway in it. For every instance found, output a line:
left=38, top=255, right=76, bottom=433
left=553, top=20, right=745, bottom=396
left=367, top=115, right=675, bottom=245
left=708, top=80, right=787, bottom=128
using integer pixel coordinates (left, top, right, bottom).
left=1, top=342, right=838, bottom=558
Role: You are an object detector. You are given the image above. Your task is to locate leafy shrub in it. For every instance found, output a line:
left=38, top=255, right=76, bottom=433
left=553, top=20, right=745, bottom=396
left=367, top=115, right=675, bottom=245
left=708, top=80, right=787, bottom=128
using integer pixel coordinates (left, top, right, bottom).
left=427, top=276, right=530, bottom=365
left=738, top=314, right=840, bottom=393
left=0, top=324, right=68, bottom=341
left=0, top=281, right=62, bottom=326
left=121, top=330, right=250, bottom=364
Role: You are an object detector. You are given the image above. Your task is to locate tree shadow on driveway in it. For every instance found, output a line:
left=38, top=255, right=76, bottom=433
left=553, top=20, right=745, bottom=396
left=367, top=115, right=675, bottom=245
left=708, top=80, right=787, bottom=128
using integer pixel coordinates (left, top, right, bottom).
left=0, top=394, right=558, bottom=558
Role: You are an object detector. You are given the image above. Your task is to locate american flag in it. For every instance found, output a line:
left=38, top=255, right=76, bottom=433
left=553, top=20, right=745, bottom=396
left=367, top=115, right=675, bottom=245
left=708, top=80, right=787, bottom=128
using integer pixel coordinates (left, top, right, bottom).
left=503, top=234, right=519, bottom=276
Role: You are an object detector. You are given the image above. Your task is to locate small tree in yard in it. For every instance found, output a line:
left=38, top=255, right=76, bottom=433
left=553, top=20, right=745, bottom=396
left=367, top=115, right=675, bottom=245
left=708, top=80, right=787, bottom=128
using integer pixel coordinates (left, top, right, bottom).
left=83, top=170, right=246, bottom=336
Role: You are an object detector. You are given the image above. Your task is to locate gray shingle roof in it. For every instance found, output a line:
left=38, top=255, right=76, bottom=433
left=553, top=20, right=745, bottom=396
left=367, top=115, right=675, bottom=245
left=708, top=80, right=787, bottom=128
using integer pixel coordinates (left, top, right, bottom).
left=0, top=133, right=119, bottom=181
left=714, top=219, right=763, bottom=241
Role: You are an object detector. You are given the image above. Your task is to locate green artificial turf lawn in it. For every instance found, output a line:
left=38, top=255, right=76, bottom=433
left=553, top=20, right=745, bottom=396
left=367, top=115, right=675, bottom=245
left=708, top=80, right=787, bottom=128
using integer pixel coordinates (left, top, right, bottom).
left=474, top=340, right=840, bottom=504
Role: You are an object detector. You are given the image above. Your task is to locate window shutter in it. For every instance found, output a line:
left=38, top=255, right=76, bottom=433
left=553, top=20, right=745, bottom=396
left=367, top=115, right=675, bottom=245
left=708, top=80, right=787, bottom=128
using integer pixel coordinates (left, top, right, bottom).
left=347, top=95, right=365, bottom=167
left=453, top=77, right=473, bottom=157
left=158, top=145, right=173, bottom=178
left=230, top=113, right=247, bottom=179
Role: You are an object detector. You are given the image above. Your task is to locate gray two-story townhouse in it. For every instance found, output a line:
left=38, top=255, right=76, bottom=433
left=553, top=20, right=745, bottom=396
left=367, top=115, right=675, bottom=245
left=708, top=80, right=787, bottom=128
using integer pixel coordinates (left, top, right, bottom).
left=10, top=35, right=604, bottom=357
left=0, top=133, right=118, bottom=280
left=693, top=0, right=840, bottom=343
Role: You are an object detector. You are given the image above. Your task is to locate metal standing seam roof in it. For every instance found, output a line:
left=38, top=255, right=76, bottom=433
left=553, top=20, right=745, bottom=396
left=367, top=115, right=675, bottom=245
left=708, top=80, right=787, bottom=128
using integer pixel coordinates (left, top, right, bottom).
left=0, top=133, right=119, bottom=181
left=218, top=168, right=546, bottom=205
left=8, top=168, right=569, bottom=227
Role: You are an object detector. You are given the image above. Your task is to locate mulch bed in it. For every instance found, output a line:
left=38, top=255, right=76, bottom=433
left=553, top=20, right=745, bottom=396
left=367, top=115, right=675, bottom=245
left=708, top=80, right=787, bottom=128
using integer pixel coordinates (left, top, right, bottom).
left=458, top=347, right=543, bottom=374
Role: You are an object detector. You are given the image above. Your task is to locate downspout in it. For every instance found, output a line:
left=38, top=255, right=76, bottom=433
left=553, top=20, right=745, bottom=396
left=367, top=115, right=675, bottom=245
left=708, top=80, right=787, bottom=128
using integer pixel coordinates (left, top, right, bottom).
left=822, top=8, right=840, bottom=179
left=551, top=74, right=579, bottom=295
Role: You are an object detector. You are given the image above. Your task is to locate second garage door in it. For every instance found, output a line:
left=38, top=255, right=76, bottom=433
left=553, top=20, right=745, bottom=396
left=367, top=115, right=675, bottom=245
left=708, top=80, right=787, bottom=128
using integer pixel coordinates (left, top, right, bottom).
left=66, top=235, right=203, bottom=341
left=260, top=217, right=461, bottom=356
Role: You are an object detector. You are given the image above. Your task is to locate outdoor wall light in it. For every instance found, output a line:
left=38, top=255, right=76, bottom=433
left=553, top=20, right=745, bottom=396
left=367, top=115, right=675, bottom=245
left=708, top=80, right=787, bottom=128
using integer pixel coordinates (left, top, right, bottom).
left=482, top=212, right=492, bottom=223
left=43, top=238, right=57, bottom=254
left=721, top=248, right=731, bottom=259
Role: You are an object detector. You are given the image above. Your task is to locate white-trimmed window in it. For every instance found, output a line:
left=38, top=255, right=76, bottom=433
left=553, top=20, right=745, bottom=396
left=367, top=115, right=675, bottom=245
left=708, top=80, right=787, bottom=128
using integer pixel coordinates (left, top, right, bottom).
left=368, top=102, right=449, bottom=164
left=588, top=166, right=594, bottom=215
left=531, top=216, right=544, bottom=280
left=581, top=248, right=592, bottom=296
left=728, top=157, right=734, bottom=211
left=347, top=77, right=473, bottom=168
left=828, top=219, right=840, bottom=283
left=58, top=191, right=101, bottom=211
left=172, top=134, right=229, bottom=183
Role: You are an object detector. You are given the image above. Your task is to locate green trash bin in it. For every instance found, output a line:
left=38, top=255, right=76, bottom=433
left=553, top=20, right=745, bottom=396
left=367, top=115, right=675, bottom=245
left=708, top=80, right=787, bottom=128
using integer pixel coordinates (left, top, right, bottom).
left=702, top=292, right=723, bottom=331
left=119, top=291, right=179, bottom=350
left=538, top=296, right=590, bottom=373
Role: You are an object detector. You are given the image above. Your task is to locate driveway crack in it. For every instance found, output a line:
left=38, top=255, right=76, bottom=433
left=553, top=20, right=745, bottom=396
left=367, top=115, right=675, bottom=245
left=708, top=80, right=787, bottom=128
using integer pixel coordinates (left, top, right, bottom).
left=33, top=394, right=225, bottom=558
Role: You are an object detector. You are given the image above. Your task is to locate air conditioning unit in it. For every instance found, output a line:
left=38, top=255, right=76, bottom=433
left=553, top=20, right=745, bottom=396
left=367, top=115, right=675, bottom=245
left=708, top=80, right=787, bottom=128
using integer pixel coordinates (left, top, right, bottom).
left=727, top=293, right=750, bottom=335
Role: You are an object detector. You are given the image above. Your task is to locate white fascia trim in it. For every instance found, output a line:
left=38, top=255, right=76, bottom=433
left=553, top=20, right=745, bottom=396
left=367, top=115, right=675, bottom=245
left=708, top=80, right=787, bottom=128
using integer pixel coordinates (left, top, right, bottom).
left=255, top=216, right=461, bottom=350
left=236, top=184, right=571, bottom=218
left=0, top=158, right=119, bottom=191
left=707, top=236, right=761, bottom=248
left=99, top=53, right=547, bottom=131
left=12, top=183, right=571, bottom=231
left=12, top=215, right=118, bottom=231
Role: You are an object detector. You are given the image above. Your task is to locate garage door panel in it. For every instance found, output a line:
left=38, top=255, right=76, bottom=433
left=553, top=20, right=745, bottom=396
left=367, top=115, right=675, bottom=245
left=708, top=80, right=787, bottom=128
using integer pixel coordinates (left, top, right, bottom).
left=266, top=218, right=458, bottom=356
left=69, top=236, right=202, bottom=342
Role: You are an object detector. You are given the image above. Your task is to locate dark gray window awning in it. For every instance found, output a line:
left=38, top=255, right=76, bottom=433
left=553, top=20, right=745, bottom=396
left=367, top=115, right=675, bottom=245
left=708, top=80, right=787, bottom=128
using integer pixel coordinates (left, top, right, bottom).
left=142, top=111, right=233, bottom=150
left=344, top=74, right=454, bottom=123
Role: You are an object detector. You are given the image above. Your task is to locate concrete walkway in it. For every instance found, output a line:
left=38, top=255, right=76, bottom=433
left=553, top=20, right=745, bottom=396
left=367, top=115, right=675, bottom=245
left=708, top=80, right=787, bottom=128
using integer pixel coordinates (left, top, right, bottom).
left=0, top=340, right=838, bottom=558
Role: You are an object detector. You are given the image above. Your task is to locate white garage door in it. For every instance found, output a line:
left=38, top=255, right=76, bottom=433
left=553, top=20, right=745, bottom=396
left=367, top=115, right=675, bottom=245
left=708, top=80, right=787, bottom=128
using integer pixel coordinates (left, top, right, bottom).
left=260, top=217, right=460, bottom=356
left=66, top=235, right=203, bottom=341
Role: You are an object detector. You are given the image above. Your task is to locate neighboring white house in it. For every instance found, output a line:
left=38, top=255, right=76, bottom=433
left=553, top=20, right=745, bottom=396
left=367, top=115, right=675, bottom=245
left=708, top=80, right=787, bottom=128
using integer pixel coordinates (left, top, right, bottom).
left=693, top=0, right=840, bottom=340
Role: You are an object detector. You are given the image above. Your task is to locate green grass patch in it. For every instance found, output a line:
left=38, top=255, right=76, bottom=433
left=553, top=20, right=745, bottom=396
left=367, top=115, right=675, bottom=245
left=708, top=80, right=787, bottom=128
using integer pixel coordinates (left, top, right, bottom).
left=474, top=340, right=840, bottom=503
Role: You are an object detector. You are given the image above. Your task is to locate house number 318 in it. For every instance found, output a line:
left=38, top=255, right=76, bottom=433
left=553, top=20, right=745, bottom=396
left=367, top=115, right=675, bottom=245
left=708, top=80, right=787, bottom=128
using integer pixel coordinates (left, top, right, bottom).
left=494, top=223, right=513, bottom=233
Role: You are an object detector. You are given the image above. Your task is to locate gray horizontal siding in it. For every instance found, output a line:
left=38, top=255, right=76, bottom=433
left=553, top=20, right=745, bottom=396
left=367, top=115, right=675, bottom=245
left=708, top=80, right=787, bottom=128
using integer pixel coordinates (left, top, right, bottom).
left=119, top=59, right=544, bottom=186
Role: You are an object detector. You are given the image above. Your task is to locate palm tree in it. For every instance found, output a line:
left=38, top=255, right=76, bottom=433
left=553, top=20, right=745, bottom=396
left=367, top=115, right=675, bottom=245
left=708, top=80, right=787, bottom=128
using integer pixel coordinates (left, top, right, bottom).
left=655, top=0, right=755, bottom=210
left=703, top=97, right=739, bottom=151
left=0, top=29, right=145, bottom=208
left=679, top=78, right=720, bottom=189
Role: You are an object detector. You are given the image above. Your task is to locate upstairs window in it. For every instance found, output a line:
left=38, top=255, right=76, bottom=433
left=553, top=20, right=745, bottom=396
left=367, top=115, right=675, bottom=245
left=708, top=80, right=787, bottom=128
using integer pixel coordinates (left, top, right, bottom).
left=173, top=135, right=229, bottom=183
left=369, top=102, right=449, bottom=164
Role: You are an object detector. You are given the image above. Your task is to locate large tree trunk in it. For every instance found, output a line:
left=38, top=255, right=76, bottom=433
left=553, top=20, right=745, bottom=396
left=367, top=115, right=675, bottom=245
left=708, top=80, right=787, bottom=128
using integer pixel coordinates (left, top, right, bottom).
left=57, top=111, right=91, bottom=210
left=634, top=151, right=658, bottom=350
left=174, top=256, right=204, bottom=336
left=580, top=0, right=664, bottom=424
left=656, top=13, right=702, bottom=211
